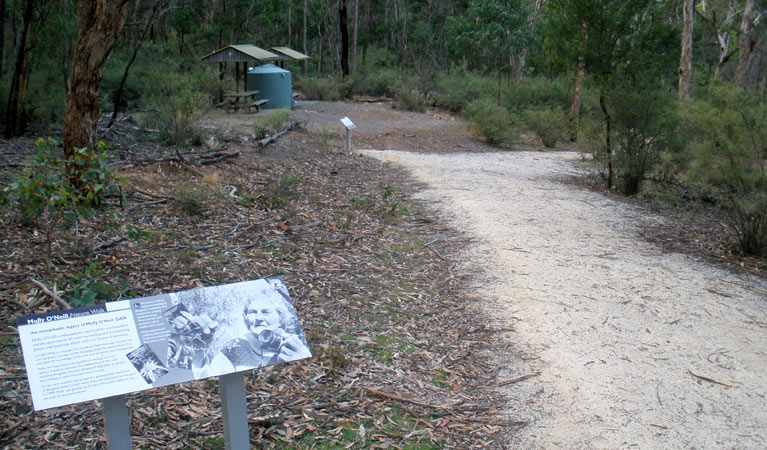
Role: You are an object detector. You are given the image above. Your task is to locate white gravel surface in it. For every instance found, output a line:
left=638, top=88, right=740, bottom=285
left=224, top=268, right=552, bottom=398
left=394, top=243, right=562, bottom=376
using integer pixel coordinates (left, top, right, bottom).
left=361, top=149, right=767, bottom=449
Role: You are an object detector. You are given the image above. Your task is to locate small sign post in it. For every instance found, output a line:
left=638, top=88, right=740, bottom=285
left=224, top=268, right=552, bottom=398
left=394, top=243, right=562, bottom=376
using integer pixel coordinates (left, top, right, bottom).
left=340, top=116, right=355, bottom=151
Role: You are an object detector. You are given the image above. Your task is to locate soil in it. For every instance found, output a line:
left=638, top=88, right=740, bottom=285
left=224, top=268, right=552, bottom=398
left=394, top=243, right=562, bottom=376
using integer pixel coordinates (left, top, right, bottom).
left=1, top=99, right=765, bottom=448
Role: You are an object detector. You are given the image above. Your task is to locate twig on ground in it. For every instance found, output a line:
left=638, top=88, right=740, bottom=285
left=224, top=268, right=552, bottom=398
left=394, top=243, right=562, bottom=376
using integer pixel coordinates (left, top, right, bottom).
left=688, top=370, right=732, bottom=388
left=28, top=277, right=70, bottom=309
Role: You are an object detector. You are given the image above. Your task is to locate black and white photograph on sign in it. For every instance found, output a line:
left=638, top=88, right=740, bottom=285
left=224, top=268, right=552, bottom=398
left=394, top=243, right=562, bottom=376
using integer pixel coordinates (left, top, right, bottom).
left=164, top=303, right=218, bottom=370
left=157, top=277, right=311, bottom=379
left=126, top=344, right=169, bottom=384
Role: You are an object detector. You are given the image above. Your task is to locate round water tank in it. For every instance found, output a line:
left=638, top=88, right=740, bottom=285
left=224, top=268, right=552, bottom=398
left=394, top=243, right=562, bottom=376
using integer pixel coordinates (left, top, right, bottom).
left=247, top=64, right=293, bottom=110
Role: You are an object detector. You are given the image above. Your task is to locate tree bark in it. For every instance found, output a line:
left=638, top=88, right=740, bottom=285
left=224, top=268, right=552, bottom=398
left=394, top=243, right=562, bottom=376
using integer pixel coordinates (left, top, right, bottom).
left=600, top=89, right=612, bottom=190
left=514, top=0, right=545, bottom=81
left=339, top=0, right=349, bottom=77
left=4, top=0, right=34, bottom=138
left=679, top=0, right=694, bottom=102
left=63, top=0, right=135, bottom=191
left=734, top=0, right=756, bottom=86
left=0, top=0, right=6, bottom=76
left=303, top=0, right=308, bottom=75
left=352, top=0, right=359, bottom=74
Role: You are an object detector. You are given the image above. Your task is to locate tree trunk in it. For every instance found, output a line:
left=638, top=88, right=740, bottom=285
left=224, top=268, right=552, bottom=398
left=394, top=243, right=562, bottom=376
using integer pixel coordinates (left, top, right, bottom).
left=568, top=19, right=586, bottom=141
left=303, top=0, right=308, bottom=75
left=352, top=0, right=359, bottom=74
left=734, top=0, right=756, bottom=86
left=600, top=89, right=612, bottom=190
left=679, top=0, right=694, bottom=102
left=0, top=0, right=6, bottom=75
left=4, top=0, right=34, bottom=138
left=108, top=0, right=165, bottom=129
left=514, top=0, right=544, bottom=81
left=339, top=0, right=349, bottom=77
left=63, top=0, right=135, bottom=192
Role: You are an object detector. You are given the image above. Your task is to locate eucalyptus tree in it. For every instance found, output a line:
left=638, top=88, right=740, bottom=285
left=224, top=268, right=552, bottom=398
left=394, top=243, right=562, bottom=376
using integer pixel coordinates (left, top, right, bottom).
left=63, top=0, right=135, bottom=193
left=447, top=0, right=531, bottom=104
left=546, top=0, right=678, bottom=190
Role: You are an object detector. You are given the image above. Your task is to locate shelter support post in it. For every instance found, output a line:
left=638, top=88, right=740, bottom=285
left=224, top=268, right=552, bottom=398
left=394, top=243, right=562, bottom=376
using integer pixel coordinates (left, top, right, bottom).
left=220, top=372, right=250, bottom=450
left=102, top=395, right=131, bottom=450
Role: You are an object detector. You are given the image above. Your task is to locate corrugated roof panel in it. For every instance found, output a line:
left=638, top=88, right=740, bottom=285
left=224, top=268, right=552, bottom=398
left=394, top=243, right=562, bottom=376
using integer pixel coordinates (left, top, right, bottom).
left=270, top=47, right=311, bottom=61
left=201, top=45, right=280, bottom=63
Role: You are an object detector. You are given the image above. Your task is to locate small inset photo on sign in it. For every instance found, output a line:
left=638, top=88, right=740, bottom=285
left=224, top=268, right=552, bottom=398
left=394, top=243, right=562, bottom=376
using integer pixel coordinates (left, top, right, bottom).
left=127, top=344, right=169, bottom=384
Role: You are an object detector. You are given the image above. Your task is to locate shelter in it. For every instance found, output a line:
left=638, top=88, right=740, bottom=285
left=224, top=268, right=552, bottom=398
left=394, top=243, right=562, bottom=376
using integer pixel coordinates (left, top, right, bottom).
left=269, top=47, right=310, bottom=68
left=247, top=64, right=294, bottom=110
left=201, top=45, right=280, bottom=92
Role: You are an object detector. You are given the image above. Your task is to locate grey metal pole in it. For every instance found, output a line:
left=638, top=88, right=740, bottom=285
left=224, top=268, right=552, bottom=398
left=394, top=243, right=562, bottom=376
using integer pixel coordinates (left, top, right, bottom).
left=220, top=372, right=250, bottom=450
left=346, top=128, right=351, bottom=152
left=102, top=395, right=131, bottom=450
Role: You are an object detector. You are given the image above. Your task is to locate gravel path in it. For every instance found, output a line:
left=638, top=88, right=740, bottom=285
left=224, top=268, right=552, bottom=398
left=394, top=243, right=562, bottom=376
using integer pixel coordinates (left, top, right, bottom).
left=360, top=149, right=767, bottom=449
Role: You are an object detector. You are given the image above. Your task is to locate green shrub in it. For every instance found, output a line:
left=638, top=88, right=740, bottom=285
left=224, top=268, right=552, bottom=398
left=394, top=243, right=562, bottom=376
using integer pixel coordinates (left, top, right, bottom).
left=464, top=98, right=517, bottom=146
left=138, top=70, right=210, bottom=146
left=392, top=84, right=427, bottom=112
left=10, top=138, right=122, bottom=225
left=434, top=69, right=495, bottom=112
left=501, top=76, right=573, bottom=113
left=609, top=87, right=679, bottom=195
left=294, top=77, right=342, bottom=101
left=258, top=176, right=300, bottom=210
left=523, top=107, right=568, bottom=148
left=253, top=110, right=292, bottom=139
left=684, top=85, right=767, bottom=256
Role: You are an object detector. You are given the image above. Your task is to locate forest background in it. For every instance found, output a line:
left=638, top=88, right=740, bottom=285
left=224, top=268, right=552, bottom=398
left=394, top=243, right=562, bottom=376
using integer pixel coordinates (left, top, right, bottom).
left=0, top=0, right=766, bottom=447
left=2, top=0, right=767, bottom=281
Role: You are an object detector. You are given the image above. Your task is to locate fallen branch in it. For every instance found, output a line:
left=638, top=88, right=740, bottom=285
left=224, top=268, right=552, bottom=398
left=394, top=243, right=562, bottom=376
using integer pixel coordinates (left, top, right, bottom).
left=363, top=387, right=451, bottom=410
left=259, top=129, right=291, bottom=147
left=498, top=372, right=540, bottom=387
left=28, top=277, right=71, bottom=309
left=688, top=370, right=732, bottom=388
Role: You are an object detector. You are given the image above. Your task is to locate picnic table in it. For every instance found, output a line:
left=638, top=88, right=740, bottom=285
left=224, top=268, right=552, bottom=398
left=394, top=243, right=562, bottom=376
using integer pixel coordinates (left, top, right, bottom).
left=216, top=90, right=269, bottom=113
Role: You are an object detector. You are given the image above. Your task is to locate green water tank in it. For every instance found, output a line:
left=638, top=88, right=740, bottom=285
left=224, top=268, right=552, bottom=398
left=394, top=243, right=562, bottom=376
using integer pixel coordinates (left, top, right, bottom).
left=247, top=64, right=293, bottom=110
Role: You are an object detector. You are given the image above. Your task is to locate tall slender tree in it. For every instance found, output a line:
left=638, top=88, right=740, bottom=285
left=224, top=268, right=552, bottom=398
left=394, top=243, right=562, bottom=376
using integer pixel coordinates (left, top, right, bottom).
left=734, top=0, right=757, bottom=86
left=63, top=0, right=135, bottom=192
left=679, top=0, right=694, bottom=102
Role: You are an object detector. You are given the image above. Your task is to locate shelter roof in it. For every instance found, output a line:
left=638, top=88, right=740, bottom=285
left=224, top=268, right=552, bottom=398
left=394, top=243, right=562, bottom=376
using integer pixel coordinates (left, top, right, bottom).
left=201, top=45, right=280, bottom=63
left=269, top=47, right=311, bottom=61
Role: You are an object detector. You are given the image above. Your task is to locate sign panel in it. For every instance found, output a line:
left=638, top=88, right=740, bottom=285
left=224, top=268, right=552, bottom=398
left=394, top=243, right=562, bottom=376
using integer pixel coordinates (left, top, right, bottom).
left=17, top=278, right=311, bottom=411
left=340, top=117, right=356, bottom=129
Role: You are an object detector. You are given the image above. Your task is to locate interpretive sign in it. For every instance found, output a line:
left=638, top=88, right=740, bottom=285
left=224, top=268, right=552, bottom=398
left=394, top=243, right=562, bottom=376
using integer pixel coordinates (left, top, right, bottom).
left=340, top=116, right=356, bottom=129
left=17, top=278, right=311, bottom=411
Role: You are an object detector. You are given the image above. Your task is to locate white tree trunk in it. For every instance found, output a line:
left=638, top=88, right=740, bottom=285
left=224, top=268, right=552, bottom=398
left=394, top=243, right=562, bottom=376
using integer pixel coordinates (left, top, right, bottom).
left=679, top=0, right=694, bottom=102
left=735, top=0, right=756, bottom=86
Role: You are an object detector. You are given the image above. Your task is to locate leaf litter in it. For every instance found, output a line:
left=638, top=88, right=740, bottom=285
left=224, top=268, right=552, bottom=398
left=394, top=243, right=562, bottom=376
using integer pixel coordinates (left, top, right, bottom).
left=0, top=106, right=524, bottom=449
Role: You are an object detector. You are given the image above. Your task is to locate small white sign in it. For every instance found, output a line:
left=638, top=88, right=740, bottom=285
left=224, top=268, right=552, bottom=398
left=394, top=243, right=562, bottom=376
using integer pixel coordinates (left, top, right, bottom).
left=340, top=117, right=356, bottom=129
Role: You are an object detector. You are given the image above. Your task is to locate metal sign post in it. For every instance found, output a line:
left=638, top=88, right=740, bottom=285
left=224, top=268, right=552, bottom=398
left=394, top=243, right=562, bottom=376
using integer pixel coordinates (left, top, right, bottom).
left=102, top=395, right=131, bottom=450
left=340, top=117, right=356, bottom=151
left=220, top=372, right=250, bottom=450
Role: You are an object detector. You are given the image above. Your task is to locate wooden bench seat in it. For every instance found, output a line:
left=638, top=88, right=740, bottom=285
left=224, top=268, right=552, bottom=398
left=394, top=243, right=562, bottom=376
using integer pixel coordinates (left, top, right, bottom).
left=250, top=99, right=269, bottom=112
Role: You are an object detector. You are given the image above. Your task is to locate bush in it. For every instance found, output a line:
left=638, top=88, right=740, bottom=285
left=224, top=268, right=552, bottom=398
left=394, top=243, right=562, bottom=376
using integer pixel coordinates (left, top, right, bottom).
left=140, top=70, right=210, bottom=146
left=294, top=77, right=342, bottom=101
left=464, top=98, right=517, bottom=146
left=253, top=110, right=292, bottom=139
left=10, top=138, right=122, bottom=225
left=684, top=85, right=767, bottom=256
left=523, top=107, right=568, bottom=148
left=433, top=69, right=495, bottom=112
left=502, top=76, right=572, bottom=113
left=608, top=87, right=679, bottom=195
left=392, top=84, right=427, bottom=112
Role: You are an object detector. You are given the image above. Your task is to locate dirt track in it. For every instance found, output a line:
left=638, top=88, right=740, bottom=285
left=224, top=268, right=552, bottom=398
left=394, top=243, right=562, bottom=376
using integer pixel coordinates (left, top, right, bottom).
left=357, top=143, right=767, bottom=447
